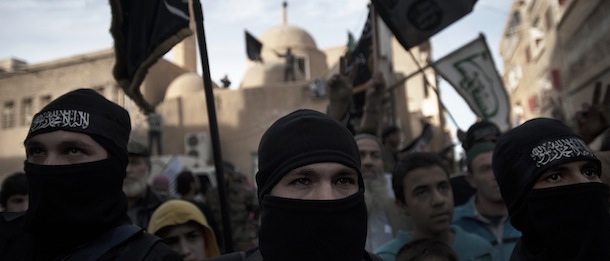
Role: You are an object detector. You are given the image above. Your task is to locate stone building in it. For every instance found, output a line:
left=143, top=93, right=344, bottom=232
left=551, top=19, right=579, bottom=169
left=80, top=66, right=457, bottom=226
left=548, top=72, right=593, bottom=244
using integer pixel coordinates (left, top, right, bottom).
left=0, top=8, right=450, bottom=184
left=500, top=0, right=610, bottom=126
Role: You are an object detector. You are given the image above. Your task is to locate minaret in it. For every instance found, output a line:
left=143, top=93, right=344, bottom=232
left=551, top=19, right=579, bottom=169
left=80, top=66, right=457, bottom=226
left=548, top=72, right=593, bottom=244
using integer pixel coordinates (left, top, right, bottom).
left=173, top=0, right=197, bottom=72
left=282, top=1, right=287, bottom=24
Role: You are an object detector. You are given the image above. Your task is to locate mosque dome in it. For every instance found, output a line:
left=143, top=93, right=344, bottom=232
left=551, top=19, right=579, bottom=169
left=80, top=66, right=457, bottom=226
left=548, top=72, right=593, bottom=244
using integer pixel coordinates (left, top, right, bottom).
left=165, top=72, right=218, bottom=99
left=240, top=62, right=304, bottom=88
left=239, top=24, right=327, bottom=88
left=259, top=24, right=318, bottom=51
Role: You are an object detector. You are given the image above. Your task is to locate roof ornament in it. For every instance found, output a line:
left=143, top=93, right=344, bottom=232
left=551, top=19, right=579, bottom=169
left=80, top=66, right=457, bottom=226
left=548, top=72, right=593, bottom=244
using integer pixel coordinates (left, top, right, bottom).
left=282, top=1, right=287, bottom=25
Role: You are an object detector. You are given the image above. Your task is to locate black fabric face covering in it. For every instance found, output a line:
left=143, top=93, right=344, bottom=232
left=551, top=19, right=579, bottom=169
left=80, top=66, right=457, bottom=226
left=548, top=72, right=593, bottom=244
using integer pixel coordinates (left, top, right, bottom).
left=23, top=158, right=128, bottom=259
left=520, top=182, right=610, bottom=260
left=258, top=191, right=368, bottom=261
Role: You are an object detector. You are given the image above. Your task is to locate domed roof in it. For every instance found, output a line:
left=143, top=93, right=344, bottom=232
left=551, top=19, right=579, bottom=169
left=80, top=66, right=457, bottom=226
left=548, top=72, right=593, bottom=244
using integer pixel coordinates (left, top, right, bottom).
left=259, top=24, right=317, bottom=50
left=165, top=72, right=218, bottom=99
left=240, top=62, right=304, bottom=88
left=240, top=23, right=325, bottom=88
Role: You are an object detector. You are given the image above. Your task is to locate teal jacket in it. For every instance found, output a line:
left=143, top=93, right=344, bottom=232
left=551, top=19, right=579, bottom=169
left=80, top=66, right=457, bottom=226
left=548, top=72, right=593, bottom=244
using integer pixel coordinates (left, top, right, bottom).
left=374, top=225, right=493, bottom=261
left=452, top=196, right=522, bottom=261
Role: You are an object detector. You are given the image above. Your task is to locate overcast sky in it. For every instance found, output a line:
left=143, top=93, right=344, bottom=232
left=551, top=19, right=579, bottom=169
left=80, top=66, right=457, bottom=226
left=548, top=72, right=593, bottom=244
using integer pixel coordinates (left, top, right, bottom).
left=0, top=0, right=512, bottom=137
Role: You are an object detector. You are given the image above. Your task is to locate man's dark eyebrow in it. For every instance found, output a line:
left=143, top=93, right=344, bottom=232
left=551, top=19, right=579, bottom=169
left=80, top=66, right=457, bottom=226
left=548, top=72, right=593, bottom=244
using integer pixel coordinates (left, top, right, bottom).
left=24, top=140, right=42, bottom=148
left=582, top=161, right=598, bottom=169
left=336, top=167, right=358, bottom=175
left=546, top=165, right=568, bottom=172
left=185, top=229, right=200, bottom=235
left=412, top=184, right=430, bottom=192
left=437, top=180, right=450, bottom=186
left=24, top=139, right=94, bottom=148
left=60, top=140, right=93, bottom=148
left=288, top=168, right=315, bottom=176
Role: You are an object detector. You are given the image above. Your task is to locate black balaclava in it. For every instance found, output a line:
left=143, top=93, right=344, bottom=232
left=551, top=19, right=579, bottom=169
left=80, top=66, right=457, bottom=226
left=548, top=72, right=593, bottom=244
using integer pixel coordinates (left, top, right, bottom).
left=256, top=109, right=367, bottom=261
left=493, top=118, right=610, bottom=260
left=22, top=89, right=131, bottom=259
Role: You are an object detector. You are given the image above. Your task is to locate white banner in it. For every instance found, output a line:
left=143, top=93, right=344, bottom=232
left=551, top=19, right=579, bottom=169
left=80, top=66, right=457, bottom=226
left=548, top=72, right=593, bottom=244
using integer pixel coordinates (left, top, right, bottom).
left=434, top=34, right=511, bottom=131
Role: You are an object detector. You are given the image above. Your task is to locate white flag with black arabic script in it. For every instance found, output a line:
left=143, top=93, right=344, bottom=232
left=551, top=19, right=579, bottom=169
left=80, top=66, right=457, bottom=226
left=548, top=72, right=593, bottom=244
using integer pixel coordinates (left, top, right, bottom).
left=434, top=33, right=511, bottom=131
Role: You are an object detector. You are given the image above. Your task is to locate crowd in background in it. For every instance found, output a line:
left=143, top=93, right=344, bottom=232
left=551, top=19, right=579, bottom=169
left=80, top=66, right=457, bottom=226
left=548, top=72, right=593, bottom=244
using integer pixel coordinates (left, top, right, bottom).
left=1, top=76, right=609, bottom=260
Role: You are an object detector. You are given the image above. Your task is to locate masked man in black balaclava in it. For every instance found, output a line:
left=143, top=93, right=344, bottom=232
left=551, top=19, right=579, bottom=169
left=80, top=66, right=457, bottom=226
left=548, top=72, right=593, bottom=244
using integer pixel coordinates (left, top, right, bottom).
left=207, top=109, right=379, bottom=261
left=0, top=89, right=181, bottom=260
left=493, top=118, right=610, bottom=260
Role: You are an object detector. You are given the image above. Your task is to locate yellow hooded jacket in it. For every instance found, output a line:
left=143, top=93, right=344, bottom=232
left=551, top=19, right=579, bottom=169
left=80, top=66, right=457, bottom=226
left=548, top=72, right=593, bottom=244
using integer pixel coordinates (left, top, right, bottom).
left=148, top=199, right=220, bottom=258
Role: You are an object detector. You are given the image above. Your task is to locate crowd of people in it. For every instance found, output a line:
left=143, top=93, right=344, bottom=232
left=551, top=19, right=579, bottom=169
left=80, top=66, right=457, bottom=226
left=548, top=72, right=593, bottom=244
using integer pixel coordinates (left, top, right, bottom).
left=1, top=74, right=610, bottom=261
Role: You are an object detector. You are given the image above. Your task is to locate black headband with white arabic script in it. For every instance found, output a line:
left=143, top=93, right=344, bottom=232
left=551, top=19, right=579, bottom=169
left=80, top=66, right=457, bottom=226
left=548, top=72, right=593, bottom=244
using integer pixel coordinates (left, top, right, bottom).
left=492, top=118, right=600, bottom=223
left=25, top=89, right=131, bottom=164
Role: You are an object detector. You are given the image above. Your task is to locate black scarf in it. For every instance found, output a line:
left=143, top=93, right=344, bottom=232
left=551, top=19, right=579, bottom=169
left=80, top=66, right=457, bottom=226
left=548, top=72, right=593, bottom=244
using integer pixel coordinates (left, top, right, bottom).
left=23, top=158, right=128, bottom=260
left=258, top=191, right=368, bottom=261
left=517, top=182, right=610, bottom=260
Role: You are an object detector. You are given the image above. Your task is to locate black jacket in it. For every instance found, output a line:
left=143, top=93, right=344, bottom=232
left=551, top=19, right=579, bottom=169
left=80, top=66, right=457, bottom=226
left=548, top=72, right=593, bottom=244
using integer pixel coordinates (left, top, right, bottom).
left=204, top=247, right=382, bottom=261
left=0, top=213, right=182, bottom=261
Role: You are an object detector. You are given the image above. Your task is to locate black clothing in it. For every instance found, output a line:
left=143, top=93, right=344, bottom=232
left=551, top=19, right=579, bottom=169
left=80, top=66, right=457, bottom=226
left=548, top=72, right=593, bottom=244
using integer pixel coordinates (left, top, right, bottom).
left=510, top=183, right=610, bottom=260
left=3, top=88, right=178, bottom=260
left=450, top=174, right=476, bottom=206
left=241, top=109, right=369, bottom=261
left=205, top=247, right=382, bottom=261
left=258, top=192, right=368, bottom=261
left=493, top=118, right=600, bottom=225
left=0, top=158, right=179, bottom=260
left=1, top=215, right=181, bottom=261
left=25, top=89, right=131, bottom=167
left=24, top=158, right=128, bottom=258
left=256, top=109, right=362, bottom=203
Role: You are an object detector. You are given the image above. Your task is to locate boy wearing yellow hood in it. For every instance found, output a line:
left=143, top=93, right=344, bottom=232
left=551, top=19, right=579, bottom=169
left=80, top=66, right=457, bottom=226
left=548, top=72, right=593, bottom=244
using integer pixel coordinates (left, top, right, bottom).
left=148, top=199, right=220, bottom=260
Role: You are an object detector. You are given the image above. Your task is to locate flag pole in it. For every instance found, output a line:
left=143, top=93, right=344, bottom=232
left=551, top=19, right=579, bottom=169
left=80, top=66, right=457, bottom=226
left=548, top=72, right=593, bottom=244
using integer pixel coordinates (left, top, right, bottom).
left=405, top=48, right=460, bottom=133
left=350, top=63, right=432, bottom=94
left=191, top=0, right=234, bottom=252
left=370, top=3, right=379, bottom=72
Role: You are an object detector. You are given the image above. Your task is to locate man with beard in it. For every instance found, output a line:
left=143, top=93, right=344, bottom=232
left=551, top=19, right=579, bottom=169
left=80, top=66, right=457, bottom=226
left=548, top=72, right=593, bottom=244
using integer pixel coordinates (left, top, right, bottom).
left=124, top=139, right=167, bottom=229
left=493, top=118, right=610, bottom=260
left=452, top=142, right=521, bottom=261
left=207, top=109, right=380, bottom=261
left=375, top=152, right=492, bottom=261
left=0, top=89, right=180, bottom=260
left=356, top=134, right=412, bottom=252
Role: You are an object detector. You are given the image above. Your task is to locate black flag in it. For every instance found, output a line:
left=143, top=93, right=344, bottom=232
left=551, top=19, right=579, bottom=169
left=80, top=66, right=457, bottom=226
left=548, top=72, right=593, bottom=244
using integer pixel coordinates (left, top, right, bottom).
left=371, top=0, right=477, bottom=50
left=245, top=30, right=263, bottom=62
left=109, top=0, right=192, bottom=114
left=345, top=11, right=373, bottom=120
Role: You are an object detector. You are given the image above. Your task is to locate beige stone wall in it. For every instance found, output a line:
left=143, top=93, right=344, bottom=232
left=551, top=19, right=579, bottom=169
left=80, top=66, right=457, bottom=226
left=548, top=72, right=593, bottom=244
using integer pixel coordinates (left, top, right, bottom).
left=155, top=82, right=328, bottom=180
left=0, top=50, right=118, bottom=177
left=0, top=35, right=451, bottom=185
left=0, top=50, right=186, bottom=180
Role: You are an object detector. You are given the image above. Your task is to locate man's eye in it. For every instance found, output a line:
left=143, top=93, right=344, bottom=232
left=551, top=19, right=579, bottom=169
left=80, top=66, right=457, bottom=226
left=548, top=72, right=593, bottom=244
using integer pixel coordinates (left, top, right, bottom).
left=336, top=177, right=355, bottom=185
left=26, top=147, right=43, bottom=156
left=163, top=237, right=179, bottom=246
left=545, top=174, right=562, bottom=182
left=186, top=231, right=201, bottom=241
left=65, top=147, right=83, bottom=155
left=414, top=190, right=428, bottom=198
left=292, top=178, right=310, bottom=186
left=9, top=198, right=25, bottom=204
left=438, top=183, right=450, bottom=192
left=477, top=165, right=492, bottom=173
left=583, top=168, right=598, bottom=178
